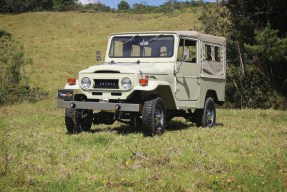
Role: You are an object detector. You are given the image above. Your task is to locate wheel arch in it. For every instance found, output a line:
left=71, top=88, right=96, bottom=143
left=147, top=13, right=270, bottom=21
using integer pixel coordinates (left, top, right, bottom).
left=131, top=85, right=176, bottom=109
left=153, top=85, right=176, bottom=109
left=205, top=89, right=224, bottom=106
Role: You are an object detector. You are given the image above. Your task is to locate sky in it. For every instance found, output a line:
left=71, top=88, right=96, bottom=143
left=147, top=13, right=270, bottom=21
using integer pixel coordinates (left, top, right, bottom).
left=78, top=0, right=216, bottom=9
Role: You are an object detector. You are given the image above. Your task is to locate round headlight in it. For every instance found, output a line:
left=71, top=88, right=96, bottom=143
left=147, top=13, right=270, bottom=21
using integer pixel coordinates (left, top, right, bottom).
left=81, top=77, right=91, bottom=89
left=121, top=77, right=132, bottom=90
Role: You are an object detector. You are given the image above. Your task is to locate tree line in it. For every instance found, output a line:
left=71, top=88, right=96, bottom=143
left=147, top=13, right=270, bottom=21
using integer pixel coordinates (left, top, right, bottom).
left=0, top=0, right=207, bottom=13
left=0, top=0, right=80, bottom=13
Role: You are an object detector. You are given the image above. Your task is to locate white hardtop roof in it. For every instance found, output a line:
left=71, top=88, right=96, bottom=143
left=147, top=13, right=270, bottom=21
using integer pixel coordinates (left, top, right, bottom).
left=110, top=31, right=226, bottom=45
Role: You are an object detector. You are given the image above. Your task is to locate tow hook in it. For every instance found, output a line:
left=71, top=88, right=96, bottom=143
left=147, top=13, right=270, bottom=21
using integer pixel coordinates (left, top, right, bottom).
left=70, top=103, right=76, bottom=108
left=115, top=104, right=121, bottom=111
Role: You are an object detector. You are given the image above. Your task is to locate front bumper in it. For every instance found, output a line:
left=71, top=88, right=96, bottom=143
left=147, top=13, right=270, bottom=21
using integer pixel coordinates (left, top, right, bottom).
left=57, top=89, right=140, bottom=112
left=57, top=100, right=140, bottom=112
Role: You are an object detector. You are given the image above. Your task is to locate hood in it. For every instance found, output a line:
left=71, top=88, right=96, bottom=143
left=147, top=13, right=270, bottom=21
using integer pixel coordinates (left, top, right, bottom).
left=79, top=62, right=174, bottom=75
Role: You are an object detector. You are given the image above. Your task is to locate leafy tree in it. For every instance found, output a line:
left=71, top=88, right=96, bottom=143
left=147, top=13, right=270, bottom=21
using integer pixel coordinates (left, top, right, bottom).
left=223, top=0, right=287, bottom=108
left=133, top=3, right=145, bottom=10
left=200, top=1, right=287, bottom=108
left=224, top=0, right=287, bottom=35
left=84, top=2, right=111, bottom=12
left=166, top=0, right=176, bottom=11
left=191, top=0, right=203, bottom=6
left=52, top=0, right=77, bottom=11
left=244, top=23, right=287, bottom=94
left=117, top=0, right=130, bottom=11
left=132, top=3, right=157, bottom=14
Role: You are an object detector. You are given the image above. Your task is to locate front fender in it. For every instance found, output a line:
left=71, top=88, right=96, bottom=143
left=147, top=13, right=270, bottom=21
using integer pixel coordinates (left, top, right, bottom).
left=133, top=81, right=176, bottom=109
left=64, top=80, right=81, bottom=90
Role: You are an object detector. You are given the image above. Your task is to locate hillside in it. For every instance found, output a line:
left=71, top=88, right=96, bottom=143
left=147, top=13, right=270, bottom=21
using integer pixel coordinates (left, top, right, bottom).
left=0, top=12, right=287, bottom=191
left=0, top=11, right=200, bottom=95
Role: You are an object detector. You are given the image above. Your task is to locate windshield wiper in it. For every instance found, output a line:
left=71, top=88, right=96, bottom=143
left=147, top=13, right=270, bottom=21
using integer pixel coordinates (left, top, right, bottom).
left=123, top=34, right=138, bottom=44
left=148, top=33, right=163, bottom=42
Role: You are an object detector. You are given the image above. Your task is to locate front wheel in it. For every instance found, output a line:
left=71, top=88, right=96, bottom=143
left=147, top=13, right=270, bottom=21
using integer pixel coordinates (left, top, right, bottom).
left=65, top=108, right=93, bottom=134
left=195, top=97, right=216, bottom=127
left=142, top=97, right=166, bottom=136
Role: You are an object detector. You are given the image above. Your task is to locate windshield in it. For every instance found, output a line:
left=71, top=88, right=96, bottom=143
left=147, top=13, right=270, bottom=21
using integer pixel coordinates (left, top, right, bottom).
left=109, top=35, right=174, bottom=58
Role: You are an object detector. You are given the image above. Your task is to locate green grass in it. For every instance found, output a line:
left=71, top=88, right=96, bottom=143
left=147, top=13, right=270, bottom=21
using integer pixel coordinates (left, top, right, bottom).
left=0, top=104, right=286, bottom=191
left=0, top=11, right=287, bottom=191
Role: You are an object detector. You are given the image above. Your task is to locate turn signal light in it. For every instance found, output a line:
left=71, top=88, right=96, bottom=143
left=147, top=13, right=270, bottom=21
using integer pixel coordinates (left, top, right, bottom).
left=139, top=78, right=148, bottom=86
left=67, top=78, right=76, bottom=85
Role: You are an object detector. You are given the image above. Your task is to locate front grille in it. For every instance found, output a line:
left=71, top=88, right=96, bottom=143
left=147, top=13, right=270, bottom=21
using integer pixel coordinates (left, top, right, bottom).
left=94, top=79, right=119, bottom=89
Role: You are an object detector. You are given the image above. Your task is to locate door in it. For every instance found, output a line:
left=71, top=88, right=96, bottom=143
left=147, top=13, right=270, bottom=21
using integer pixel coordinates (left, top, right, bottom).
left=175, top=38, right=200, bottom=101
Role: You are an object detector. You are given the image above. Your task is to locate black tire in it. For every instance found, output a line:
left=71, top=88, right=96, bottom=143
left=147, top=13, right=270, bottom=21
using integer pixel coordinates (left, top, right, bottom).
left=65, top=108, right=93, bottom=134
left=195, top=97, right=216, bottom=127
left=142, top=97, right=166, bottom=136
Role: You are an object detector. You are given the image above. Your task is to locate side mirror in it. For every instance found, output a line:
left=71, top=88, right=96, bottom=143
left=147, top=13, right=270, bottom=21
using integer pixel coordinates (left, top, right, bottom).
left=96, top=51, right=101, bottom=62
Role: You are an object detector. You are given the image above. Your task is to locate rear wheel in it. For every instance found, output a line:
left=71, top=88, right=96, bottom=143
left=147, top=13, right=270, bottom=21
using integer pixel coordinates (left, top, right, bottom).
left=65, top=108, right=93, bottom=134
left=195, top=97, right=216, bottom=127
left=142, top=97, right=166, bottom=136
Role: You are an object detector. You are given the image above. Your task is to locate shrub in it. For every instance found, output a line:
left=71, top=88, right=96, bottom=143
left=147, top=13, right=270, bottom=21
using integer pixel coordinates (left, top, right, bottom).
left=0, top=29, right=47, bottom=105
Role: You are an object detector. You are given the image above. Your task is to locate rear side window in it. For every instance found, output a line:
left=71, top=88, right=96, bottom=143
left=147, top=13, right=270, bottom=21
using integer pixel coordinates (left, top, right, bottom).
left=204, top=44, right=221, bottom=62
left=205, top=45, right=212, bottom=61
left=215, top=46, right=221, bottom=62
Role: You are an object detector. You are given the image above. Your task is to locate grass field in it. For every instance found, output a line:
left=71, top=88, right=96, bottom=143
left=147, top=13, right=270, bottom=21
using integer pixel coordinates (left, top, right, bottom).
left=0, top=11, right=287, bottom=191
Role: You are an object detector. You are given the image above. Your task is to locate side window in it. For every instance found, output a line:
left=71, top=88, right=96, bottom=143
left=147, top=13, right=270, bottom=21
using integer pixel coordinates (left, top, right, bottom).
left=177, top=39, right=197, bottom=63
left=215, top=46, right=221, bottom=62
left=205, top=44, right=212, bottom=61
left=177, top=39, right=184, bottom=61
left=184, top=39, right=197, bottom=63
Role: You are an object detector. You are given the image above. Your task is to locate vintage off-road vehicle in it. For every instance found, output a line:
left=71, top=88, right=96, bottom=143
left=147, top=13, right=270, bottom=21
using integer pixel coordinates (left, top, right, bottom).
left=57, top=31, right=226, bottom=135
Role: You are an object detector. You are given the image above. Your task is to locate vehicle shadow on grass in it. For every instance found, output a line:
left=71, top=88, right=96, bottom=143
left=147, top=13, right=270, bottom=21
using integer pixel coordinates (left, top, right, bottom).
left=89, top=120, right=224, bottom=136
left=90, top=124, right=141, bottom=135
left=89, top=119, right=197, bottom=136
left=165, top=120, right=194, bottom=132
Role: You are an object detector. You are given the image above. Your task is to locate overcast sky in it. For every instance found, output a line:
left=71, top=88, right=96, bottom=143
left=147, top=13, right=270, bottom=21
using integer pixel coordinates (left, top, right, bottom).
left=78, top=0, right=216, bottom=9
